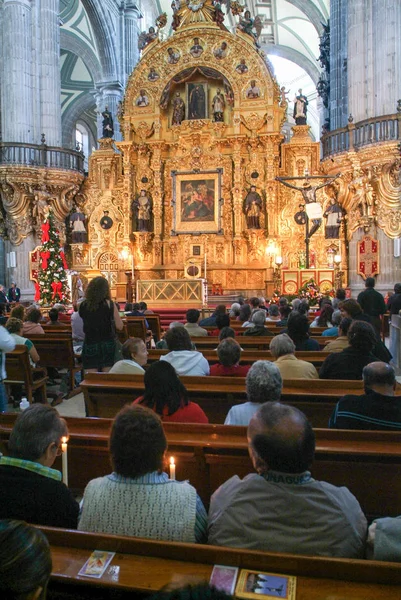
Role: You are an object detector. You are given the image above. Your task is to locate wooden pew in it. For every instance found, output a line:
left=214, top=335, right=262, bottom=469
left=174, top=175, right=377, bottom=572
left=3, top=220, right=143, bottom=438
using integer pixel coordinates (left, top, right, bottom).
left=80, top=373, right=366, bottom=426
left=125, top=317, right=147, bottom=341
left=2, top=414, right=401, bottom=519
left=147, top=349, right=329, bottom=369
left=4, top=345, right=48, bottom=403
left=28, top=334, right=82, bottom=394
left=40, top=526, right=401, bottom=599
left=191, top=336, right=332, bottom=350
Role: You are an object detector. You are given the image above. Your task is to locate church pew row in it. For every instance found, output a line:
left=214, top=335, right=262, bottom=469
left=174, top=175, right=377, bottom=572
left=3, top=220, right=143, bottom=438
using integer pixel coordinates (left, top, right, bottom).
left=190, top=336, right=333, bottom=350
left=2, top=415, right=401, bottom=519
left=28, top=334, right=82, bottom=394
left=147, top=349, right=329, bottom=369
left=80, top=373, right=367, bottom=427
left=40, top=526, right=401, bottom=599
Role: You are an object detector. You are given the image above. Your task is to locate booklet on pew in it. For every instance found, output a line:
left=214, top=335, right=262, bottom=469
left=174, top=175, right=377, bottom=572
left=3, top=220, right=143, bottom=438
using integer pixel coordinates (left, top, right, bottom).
left=78, top=550, right=116, bottom=578
left=235, top=569, right=296, bottom=600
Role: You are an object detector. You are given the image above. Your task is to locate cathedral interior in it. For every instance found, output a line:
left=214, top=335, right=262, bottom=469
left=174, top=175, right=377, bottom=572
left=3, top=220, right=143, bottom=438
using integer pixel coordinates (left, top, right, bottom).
left=0, top=0, right=399, bottom=305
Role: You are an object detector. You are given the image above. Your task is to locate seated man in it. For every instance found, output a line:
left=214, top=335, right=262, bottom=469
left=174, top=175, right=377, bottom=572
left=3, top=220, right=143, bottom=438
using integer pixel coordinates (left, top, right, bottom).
left=210, top=338, right=250, bottom=377
left=209, top=402, right=367, bottom=557
left=319, top=320, right=379, bottom=380
left=45, top=307, right=65, bottom=327
left=329, top=362, right=401, bottom=430
left=224, top=361, right=282, bottom=425
left=324, top=317, right=352, bottom=353
left=269, top=333, right=318, bottom=379
left=243, top=310, right=275, bottom=336
left=0, top=404, right=79, bottom=528
left=184, top=309, right=208, bottom=337
left=139, top=301, right=154, bottom=314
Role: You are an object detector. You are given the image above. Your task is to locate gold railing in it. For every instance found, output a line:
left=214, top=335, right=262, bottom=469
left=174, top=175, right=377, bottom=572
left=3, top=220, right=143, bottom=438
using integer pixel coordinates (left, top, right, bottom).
left=137, top=279, right=206, bottom=307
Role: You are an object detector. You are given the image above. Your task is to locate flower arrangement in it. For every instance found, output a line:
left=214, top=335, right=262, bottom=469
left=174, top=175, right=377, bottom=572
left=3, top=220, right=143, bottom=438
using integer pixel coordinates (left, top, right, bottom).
left=269, top=278, right=335, bottom=307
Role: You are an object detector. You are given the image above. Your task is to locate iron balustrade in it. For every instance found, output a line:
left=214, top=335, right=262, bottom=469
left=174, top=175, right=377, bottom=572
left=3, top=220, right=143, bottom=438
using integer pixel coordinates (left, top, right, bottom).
left=0, top=142, right=85, bottom=173
left=321, top=113, right=400, bottom=158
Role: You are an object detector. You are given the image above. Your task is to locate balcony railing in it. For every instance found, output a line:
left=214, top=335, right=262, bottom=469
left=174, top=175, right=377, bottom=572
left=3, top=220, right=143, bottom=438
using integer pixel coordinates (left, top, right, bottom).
left=0, top=142, right=85, bottom=173
left=321, top=113, right=401, bottom=158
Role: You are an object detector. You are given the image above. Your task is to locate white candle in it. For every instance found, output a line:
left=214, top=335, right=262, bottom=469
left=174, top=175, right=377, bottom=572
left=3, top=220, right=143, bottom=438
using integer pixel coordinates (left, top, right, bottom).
left=204, top=252, right=207, bottom=280
left=132, top=253, right=134, bottom=278
left=169, top=456, right=176, bottom=480
left=61, top=436, right=68, bottom=486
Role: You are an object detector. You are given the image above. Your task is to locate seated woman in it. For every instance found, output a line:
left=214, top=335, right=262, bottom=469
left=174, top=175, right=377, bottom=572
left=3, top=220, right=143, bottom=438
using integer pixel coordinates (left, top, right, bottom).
left=310, top=304, right=334, bottom=329
left=265, top=304, right=281, bottom=322
left=210, top=314, right=230, bottom=337
left=287, top=312, right=320, bottom=351
left=0, top=520, right=52, bottom=600
left=23, top=307, right=45, bottom=336
left=109, top=337, right=147, bottom=374
left=210, top=338, right=250, bottom=377
left=160, top=327, right=209, bottom=376
left=78, top=405, right=207, bottom=542
left=134, top=361, right=208, bottom=423
left=9, top=304, right=25, bottom=321
left=6, top=318, right=40, bottom=366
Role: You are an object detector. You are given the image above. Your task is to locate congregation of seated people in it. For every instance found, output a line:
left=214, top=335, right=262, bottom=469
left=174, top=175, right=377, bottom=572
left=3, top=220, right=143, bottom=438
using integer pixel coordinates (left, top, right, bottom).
left=2, top=281, right=401, bottom=576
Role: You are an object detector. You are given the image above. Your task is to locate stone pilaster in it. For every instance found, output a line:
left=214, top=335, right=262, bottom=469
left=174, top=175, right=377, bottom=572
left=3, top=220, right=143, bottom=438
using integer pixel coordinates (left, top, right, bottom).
left=348, top=1, right=401, bottom=122
left=1, top=0, right=34, bottom=143
left=38, top=0, right=61, bottom=146
left=5, top=236, right=36, bottom=300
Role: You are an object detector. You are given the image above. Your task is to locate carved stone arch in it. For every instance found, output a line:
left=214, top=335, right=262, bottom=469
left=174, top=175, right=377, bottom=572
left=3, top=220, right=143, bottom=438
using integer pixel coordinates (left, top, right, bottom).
left=62, top=93, right=97, bottom=149
left=266, top=45, right=321, bottom=85
left=60, top=30, right=102, bottom=83
left=80, top=0, right=119, bottom=80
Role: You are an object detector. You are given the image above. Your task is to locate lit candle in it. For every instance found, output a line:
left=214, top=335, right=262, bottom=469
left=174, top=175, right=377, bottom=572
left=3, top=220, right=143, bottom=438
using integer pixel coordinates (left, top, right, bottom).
left=61, top=436, right=68, bottom=486
left=169, top=456, right=176, bottom=480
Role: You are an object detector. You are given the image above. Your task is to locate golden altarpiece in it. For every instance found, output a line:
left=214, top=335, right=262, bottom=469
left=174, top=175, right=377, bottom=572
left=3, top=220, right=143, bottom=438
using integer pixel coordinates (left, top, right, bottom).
left=71, top=3, right=352, bottom=304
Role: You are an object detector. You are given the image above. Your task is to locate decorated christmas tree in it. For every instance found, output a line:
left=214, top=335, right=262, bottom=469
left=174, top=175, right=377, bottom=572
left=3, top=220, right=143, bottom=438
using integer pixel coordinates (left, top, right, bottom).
left=37, top=209, right=70, bottom=306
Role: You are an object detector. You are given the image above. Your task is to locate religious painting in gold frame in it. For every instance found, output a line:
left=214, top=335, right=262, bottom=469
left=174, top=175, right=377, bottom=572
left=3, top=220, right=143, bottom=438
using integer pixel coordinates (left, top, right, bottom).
left=171, top=169, right=223, bottom=234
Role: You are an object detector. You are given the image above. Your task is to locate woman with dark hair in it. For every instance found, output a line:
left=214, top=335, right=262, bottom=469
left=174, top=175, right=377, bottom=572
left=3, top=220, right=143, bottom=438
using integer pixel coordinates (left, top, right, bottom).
left=210, top=313, right=230, bottom=337
left=0, top=519, right=52, bottom=600
left=109, top=337, right=147, bottom=374
left=319, top=320, right=379, bottom=379
left=160, top=326, right=209, bottom=375
left=310, top=304, right=334, bottom=328
left=79, top=276, right=123, bottom=371
left=238, top=303, right=251, bottom=323
left=79, top=405, right=207, bottom=542
left=134, top=361, right=208, bottom=423
left=287, top=312, right=320, bottom=351
left=23, top=308, right=45, bottom=335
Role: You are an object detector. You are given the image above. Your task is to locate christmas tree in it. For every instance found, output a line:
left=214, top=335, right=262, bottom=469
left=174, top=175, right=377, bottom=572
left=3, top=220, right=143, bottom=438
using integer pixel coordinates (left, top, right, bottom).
left=37, top=209, right=70, bottom=305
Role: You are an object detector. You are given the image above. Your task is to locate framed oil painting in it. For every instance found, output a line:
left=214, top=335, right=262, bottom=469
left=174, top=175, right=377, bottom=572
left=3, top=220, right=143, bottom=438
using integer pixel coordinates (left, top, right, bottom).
left=186, top=82, right=208, bottom=120
left=171, top=169, right=223, bottom=234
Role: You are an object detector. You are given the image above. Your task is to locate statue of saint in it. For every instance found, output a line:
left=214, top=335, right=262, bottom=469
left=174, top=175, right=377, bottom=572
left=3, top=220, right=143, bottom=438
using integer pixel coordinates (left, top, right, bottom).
left=246, top=80, right=260, bottom=99
left=69, top=208, right=88, bottom=243
left=244, top=186, right=263, bottom=229
left=323, top=191, right=343, bottom=239
left=293, top=89, right=308, bottom=125
left=237, top=10, right=263, bottom=47
left=136, top=89, right=149, bottom=107
left=101, top=107, right=114, bottom=138
left=349, top=171, right=375, bottom=217
left=189, top=84, right=206, bottom=119
left=132, top=190, right=153, bottom=232
left=211, top=89, right=225, bottom=122
left=172, top=92, right=185, bottom=125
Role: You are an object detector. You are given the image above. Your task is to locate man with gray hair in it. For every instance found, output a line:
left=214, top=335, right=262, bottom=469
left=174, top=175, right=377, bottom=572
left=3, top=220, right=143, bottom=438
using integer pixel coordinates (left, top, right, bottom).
left=209, top=401, right=367, bottom=557
left=0, top=404, right=79, bottom=528
left=243, top=310, right=274, bottom=336
left=224, top=360, right=282, bottom=425
left=270, top=333, right=318, bottom=379
left=329, top=362, right=401, bottom=430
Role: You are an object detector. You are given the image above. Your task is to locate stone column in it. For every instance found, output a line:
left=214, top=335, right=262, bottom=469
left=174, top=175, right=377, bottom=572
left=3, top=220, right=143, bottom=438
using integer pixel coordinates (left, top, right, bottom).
left=1, top=0, right=34, bottom=143
left=124, top=2, right=141, bottom=85
left=348, top=1, right=401, bottom=121
left=38, top=0, right=62, bottom=146
left=5, top=237, right=36, bottom=300
left=329, top=0, right=348, bottom=129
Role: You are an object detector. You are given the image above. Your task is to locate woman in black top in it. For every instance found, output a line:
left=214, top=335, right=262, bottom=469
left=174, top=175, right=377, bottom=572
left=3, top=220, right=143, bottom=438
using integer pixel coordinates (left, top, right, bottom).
left=79, top=276, right=123, bottom=371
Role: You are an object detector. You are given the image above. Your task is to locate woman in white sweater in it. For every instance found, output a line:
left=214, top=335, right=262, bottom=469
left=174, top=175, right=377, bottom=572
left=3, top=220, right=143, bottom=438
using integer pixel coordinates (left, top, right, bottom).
left=79, top=405, right=207, bottom=542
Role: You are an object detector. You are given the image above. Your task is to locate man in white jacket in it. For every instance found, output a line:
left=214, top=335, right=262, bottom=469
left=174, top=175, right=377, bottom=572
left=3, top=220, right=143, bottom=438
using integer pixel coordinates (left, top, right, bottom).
left=160, top=326, right=209, bottom=376
left=0, top=325, right=16, bottom=412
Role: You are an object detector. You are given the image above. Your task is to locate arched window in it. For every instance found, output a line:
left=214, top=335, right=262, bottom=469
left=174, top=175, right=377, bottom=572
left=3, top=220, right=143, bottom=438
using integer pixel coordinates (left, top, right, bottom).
left=75, top=121, right=90, bottom=171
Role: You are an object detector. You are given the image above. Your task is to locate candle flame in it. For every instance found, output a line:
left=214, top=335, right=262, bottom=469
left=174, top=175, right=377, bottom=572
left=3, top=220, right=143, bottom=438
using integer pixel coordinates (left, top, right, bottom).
left=170, top=456, right=175, bottom=466
left=61, top=436, right=68, bottom=444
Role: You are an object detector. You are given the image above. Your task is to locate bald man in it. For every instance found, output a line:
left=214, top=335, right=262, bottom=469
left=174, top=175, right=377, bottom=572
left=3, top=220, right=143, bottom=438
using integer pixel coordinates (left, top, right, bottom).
left=208, top=402, right=367, bottom=557
left=329, top=362, right=401, bottom=430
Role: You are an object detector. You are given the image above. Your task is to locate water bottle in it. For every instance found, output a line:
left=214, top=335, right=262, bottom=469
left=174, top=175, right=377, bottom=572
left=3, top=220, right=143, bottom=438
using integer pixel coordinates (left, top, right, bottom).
left=19, top=397, right=29, bottom=411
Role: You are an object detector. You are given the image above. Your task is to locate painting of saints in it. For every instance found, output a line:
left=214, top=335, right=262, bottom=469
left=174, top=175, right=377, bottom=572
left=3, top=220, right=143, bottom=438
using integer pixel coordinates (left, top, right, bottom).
left=188, top=83, right=207, bottom=119
left=181, top=179, right=215, bottom=222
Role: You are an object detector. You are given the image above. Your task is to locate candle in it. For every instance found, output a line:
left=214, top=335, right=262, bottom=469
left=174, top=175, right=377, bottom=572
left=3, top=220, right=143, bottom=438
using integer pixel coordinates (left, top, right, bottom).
left=204, top=252, right=207, bottom=280
left=169, top=456, right=176, bottom=480
left=61, top=436, right=68, bottom=486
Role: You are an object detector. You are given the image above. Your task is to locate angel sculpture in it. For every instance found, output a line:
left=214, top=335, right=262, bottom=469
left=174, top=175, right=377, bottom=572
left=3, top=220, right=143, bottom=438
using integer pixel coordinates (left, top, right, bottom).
left=237, top=10, right=263, bottom=47
left=156, top=12, right=167, bottom=29
left=138, top=26, right=157, bottom=52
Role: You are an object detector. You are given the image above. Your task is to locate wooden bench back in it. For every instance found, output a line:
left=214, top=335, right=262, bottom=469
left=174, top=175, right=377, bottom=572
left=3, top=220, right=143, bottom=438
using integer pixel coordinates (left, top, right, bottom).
left=80, top=372, right=365, bottom=426
left=28, top=334, right=76, bottom=370
left=145, top=314, right=162, bottom=341
left=5, top=345, right=34, bottom=386
left=191, top=335, right=332, bottom=350
left=125, top=317, right=147, bottom=341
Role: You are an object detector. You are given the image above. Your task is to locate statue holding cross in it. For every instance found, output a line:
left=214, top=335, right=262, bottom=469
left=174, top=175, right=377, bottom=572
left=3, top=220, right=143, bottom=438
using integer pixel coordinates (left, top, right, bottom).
left=276, top=173, right=341, bottom=268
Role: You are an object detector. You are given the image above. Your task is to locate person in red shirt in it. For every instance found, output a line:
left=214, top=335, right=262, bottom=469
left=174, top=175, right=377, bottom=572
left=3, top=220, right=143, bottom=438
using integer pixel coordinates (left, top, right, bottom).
left=210, top=313, right=231, bottom=337
left=133, top=361, right=208, bottom=423
left=210, top=338, right=250, bottom=377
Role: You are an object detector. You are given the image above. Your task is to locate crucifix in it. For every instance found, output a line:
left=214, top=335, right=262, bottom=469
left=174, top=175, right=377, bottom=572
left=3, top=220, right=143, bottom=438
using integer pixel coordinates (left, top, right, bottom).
left=276, top=173, right=341, bottom=268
